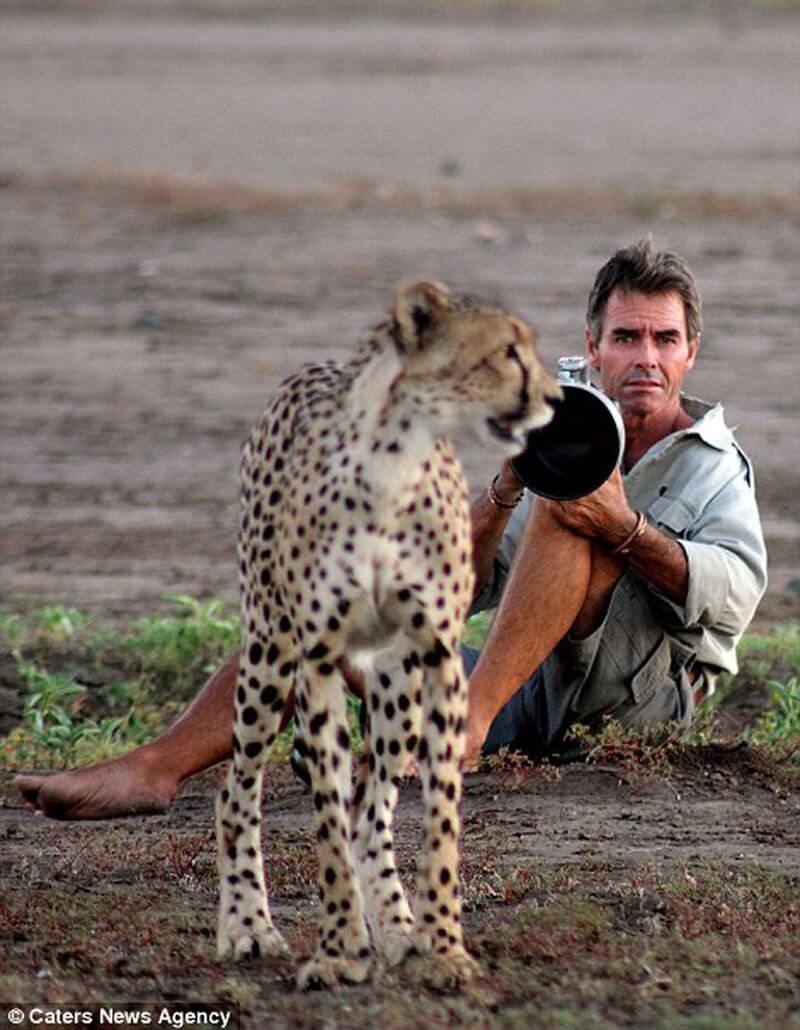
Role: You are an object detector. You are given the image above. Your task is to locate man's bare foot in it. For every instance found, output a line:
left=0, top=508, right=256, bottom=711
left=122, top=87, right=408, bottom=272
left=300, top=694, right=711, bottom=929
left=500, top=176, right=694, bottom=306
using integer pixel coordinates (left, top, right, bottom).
left=14, top=748, right=179, bottom=820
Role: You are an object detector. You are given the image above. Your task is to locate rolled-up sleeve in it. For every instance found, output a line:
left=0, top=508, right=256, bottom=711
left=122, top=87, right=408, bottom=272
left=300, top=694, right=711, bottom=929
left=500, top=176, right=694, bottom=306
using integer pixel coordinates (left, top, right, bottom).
left=680, top=484, right=767, bottom=633
left=644, top=457, right=767, bottom=672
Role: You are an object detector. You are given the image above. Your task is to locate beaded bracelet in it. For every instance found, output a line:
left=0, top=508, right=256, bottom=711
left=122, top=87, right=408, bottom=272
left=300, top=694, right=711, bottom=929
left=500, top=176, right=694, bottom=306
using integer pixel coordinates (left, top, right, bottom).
left=611, top=510, right=647, bottom=555
left=488, top=474, right=524, bottom=511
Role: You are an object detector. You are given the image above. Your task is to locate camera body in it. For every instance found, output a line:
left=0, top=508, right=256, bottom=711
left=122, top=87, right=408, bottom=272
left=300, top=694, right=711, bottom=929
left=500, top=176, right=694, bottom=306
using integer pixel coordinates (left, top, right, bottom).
left=510, top=356, right=625, bottom=500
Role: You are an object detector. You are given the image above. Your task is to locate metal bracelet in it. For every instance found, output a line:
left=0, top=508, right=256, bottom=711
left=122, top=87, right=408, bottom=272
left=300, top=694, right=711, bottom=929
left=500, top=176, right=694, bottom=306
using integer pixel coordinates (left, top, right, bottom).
left=488, top=474, right=523, bottom=511
left=610, top=510, right=647, bottom=555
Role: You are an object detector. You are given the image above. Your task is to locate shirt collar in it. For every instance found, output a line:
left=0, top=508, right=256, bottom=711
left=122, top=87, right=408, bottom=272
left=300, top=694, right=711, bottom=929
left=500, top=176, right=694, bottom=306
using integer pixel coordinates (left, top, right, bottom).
left=624, top=394, right=732, bottom=476
left=678, top=395, right=733, bottom=452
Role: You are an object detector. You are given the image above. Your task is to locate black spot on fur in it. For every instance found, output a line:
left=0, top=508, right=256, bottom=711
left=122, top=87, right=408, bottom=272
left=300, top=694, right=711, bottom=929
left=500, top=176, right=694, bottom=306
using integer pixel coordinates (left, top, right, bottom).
left=310, top=711, right=329, bottom=735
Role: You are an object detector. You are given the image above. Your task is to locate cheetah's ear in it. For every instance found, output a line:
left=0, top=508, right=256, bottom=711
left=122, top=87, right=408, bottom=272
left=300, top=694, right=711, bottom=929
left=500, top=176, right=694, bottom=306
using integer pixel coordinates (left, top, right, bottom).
left=392, top=280, right=453, bottom=353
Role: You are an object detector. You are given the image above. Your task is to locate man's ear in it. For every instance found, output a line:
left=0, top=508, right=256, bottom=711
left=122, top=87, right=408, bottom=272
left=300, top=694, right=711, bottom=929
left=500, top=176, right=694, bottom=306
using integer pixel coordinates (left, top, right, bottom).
left=392, top=280, right=452, bottom=353
left=585, top=326, right=601, bottom=369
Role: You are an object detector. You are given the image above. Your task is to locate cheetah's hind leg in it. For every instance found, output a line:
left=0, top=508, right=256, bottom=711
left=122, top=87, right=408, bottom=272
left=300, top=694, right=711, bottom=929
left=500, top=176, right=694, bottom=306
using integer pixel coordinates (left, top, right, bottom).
left=409, top=640, right=479, bottom=987
left=216, top=631, right=293, bottom=961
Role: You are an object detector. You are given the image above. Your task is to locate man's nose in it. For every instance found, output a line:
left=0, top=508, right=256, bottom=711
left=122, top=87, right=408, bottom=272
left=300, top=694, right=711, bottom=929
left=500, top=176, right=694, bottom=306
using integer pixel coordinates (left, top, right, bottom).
left=634, top=336, right=659, bottom=366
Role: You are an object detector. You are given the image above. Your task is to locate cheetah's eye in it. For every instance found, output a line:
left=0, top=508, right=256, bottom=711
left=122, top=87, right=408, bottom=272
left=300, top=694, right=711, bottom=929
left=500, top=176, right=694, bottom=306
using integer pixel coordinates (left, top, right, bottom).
left=505, top=343, right=519, bottom=361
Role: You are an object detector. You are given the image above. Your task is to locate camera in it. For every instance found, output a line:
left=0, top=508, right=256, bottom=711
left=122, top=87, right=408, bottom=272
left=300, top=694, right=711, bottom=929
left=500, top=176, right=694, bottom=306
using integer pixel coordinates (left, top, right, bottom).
left=510, top=356, right=625, bottom=500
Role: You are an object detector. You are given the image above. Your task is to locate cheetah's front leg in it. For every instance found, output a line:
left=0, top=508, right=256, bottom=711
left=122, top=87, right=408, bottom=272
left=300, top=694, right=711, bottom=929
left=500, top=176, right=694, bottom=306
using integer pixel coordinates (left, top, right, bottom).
left=352, top=645, right=422, bottom=967
left=295, top=664, right=373, bottom=989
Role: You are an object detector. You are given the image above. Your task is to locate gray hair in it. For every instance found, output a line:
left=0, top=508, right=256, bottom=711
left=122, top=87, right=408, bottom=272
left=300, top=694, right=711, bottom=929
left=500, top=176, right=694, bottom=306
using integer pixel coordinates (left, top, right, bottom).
left=585, top=237, right=702, bottom=342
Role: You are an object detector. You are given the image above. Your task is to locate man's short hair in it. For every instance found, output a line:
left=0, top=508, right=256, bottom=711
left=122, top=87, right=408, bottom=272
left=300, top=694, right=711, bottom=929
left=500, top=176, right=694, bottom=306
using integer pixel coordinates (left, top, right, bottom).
left=586, top=237, right=702, bottom=342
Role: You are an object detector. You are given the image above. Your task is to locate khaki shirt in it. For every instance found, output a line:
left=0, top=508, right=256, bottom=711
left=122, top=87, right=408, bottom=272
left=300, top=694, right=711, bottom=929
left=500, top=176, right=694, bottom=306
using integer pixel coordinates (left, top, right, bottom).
left=475, top=396, right=768, bottom=691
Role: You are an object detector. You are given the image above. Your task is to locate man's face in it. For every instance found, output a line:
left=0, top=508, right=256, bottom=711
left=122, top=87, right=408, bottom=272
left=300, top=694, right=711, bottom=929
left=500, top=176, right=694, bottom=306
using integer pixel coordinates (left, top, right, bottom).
left=586, top=288, right=699, bottom=420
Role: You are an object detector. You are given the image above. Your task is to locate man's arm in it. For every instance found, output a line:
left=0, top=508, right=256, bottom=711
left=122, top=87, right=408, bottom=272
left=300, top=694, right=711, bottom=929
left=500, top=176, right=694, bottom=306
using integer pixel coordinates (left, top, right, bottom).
left=653, top=472, right=767, bottom=638
left=622, top=519, right=688, bottom=603
left=471, top=460, right=526, bottom=594
left=544, top=468, right=689, bottom=604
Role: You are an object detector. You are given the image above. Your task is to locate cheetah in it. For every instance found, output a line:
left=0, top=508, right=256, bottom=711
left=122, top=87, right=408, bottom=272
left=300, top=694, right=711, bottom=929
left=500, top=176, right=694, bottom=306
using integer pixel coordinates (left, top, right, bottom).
left=216, top=280, right=560, bottom=989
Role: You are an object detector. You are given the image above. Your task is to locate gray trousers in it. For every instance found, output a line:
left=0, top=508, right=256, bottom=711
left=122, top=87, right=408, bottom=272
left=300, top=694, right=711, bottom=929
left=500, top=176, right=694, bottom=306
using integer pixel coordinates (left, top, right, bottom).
left=466, top=572, right=697, bottom=761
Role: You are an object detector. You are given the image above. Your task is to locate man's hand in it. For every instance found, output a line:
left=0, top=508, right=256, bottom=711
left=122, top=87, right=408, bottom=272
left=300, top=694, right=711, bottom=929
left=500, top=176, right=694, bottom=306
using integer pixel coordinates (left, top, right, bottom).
left=463, top=715, right=491, bottom=773
left=542, top=467, right=636, bottom=550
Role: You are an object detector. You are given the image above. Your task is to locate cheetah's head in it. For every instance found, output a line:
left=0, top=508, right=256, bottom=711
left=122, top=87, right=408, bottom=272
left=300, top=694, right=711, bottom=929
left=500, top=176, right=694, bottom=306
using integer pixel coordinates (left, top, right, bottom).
left=391, top=280, right=562, bottom=454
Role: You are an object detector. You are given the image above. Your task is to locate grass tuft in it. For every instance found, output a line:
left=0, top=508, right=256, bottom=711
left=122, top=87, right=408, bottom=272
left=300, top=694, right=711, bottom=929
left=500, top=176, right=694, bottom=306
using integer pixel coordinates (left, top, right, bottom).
left=0, top=597, right=240, bottom=769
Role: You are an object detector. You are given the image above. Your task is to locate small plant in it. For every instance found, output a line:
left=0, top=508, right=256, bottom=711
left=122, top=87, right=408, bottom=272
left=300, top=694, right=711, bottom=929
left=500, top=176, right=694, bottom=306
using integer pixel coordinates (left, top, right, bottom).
left=15, top=658, right=87, bottom=726
left=746, top=677, right=800, bottom=744
left=0, top=611, right=24, bottom=648
left=123, top=594, right=239, bottom=697
left=735, top=622, right=800, bottom=682
left=480, top=745, right=561, bottom=790
left=482, top=745, right=534, bottom=787
left=565, top=719, right=678, bottom=784
left=0, top=605, right=93, bottom=650
left=461, top=609, right=494, bottom=649
left=0, top=658, right=153, bottom=769
left=31, top=605, right=93, bottom=645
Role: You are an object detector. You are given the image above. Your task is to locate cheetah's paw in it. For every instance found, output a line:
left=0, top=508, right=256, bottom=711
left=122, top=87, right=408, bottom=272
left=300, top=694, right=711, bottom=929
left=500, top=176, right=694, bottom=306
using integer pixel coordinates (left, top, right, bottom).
left=297, top=950, right=372, bottom=990
left=217, top=925, right=290, bottom=961
left=404, top=945, right=479, bottom=990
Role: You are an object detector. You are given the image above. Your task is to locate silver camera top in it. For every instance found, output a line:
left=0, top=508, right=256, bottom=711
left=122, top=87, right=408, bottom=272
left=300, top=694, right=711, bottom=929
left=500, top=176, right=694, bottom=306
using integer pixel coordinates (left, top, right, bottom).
left=556, top=355, right=591, bottom=385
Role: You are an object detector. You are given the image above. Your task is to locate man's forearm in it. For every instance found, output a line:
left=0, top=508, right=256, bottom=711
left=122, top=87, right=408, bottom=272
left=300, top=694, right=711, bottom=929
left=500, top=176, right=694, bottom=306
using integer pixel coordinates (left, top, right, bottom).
left=471, top=462, right=524, bottom=594
left=542, top=472, right=689, bottom=608
left=615, top=516, right=689, bottom=605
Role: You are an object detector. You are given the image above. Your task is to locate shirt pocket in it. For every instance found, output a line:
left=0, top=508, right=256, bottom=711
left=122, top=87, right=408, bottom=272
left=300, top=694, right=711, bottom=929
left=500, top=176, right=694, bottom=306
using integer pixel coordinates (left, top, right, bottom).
left=646, top=493, right=693, bottom=538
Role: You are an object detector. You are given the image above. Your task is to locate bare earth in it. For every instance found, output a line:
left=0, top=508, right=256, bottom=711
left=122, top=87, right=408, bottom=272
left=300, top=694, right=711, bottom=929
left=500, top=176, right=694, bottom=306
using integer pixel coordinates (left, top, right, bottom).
left=1, top=5, right=799, bottom=1025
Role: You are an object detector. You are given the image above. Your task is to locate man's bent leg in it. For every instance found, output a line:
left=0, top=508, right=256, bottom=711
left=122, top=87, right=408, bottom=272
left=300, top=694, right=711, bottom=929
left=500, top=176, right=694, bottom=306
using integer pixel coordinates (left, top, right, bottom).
left=466, top=502, right=628, bottom=765
left=466, top=500, right=602, bottom=763
left=14, top=649, right=242, bottom=820
left=475, top=566, right=695, bottom=763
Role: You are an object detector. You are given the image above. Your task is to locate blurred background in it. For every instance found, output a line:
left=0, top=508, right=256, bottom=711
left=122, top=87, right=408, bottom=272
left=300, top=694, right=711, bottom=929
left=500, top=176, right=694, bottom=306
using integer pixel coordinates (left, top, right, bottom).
left=1, top=0, right=799, bottom=623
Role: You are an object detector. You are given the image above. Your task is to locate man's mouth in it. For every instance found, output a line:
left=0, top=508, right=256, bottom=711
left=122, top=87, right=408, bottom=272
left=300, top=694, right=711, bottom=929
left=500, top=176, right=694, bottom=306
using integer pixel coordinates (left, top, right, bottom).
left=623, top=377, right=663, bottom=389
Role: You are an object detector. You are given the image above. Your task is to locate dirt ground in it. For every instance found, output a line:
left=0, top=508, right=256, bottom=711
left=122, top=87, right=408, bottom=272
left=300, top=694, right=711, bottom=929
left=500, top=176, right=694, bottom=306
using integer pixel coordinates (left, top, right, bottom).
left=0, top=754, right=798, bottom=1026
left=1, top=3, right=799, bottom=1025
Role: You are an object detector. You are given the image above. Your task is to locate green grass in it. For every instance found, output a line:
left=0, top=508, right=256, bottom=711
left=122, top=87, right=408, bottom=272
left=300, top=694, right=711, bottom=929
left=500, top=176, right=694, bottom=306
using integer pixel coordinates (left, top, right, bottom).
left=0, top=601, right=798, bottom=771
left=0, top=597, right=240, bottom=769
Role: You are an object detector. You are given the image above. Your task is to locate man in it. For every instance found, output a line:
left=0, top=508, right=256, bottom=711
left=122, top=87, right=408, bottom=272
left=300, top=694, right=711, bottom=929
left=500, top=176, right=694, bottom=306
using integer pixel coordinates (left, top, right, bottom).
left=15, top=238, right=767, bottom=818
left=464, top=239, right=766, bottom=764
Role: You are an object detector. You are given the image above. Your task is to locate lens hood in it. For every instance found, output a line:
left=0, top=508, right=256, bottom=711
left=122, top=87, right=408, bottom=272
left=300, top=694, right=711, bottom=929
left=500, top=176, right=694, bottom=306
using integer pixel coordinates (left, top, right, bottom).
left=510, top=369, right=624, bottom=501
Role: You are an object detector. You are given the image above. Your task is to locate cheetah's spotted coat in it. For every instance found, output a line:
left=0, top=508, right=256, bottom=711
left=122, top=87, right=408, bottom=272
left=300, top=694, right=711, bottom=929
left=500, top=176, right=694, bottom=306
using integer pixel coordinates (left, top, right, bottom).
left=216, top=280, right=559, bottom=988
